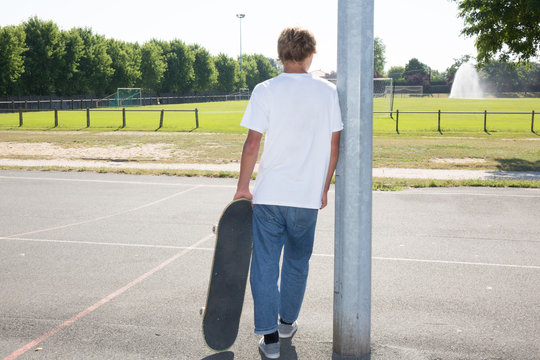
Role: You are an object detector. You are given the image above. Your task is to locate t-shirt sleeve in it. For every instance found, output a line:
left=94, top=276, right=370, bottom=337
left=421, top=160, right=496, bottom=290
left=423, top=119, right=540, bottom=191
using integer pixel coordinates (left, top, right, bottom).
left=240, top=84, right=269, bottom=134
left=331, top=90, right=344, bottom=132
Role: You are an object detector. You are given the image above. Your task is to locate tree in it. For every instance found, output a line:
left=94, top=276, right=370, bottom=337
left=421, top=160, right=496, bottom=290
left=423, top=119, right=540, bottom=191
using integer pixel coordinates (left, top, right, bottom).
left=386, top=66, right=404, bottom=81
left=107, top=39, right=141, bottom=93
left=214, top=54, right=239, bottom=92
left=453, top=0, right=540, bottom=64
left=140, top=41, right=166, bottom=93
left=54, top=29, right=84, bottom=95
left=242, top=54, right=280, bottom=90
left=160, top=40, right=195, bottom=94
left=21, top=17, right=65, bottom=95
left=374, top=37, right=386, bottom=77
left=480, top=61, right=532, bottom=93
left=72, top=28, right=113, bottom=95
left=191, top=45, right=217, bottom=92
left=0, top=25, right=26, bottom=96
left=238, top=56, right=256, bottom=90
left=403, top=58, right=429, bottom=85
left=251, top=54, right=280, bottom=83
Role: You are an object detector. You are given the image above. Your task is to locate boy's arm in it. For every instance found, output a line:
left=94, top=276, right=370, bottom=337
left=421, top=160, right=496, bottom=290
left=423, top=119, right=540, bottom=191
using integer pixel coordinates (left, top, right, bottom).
left=321, top=131, right=341, bottom=209
left=233, top=130, right=263, bottom=201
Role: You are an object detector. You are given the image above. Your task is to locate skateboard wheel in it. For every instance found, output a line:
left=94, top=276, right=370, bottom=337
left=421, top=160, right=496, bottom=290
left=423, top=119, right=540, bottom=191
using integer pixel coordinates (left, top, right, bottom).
left=212, top=225, right=217, bottom=234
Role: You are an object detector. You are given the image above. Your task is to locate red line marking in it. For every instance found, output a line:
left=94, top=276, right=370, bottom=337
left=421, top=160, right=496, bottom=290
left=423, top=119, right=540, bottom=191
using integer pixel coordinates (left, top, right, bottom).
left=2, top=234, right=213, bottom=360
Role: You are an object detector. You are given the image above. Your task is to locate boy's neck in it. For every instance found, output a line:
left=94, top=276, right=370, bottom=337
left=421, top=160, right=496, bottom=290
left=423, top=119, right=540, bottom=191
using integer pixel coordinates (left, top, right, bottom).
left=283, top=55, right=313, bottom=74
left=283, top=63, right=309, bottom=74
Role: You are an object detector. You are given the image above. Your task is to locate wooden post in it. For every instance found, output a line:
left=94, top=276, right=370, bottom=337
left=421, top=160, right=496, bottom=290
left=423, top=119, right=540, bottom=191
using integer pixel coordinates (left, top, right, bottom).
left=54, top=109, right=58, bottom=127
left=438, top=109, right=441, bottom=133
left=19, top=110, right=23, bottom=127
left=159, top=110, right=164, bottom=128
left=86, top=108, right=90, bottom=128
left=195, top=108, right=199, bottom=128
left=532, top=110, right=536, bottom=133
left=484, top=110, right=488, bottom=133
left=395, top=109, right=399, bottom=134
left=122, top=108, right=126, bottom=128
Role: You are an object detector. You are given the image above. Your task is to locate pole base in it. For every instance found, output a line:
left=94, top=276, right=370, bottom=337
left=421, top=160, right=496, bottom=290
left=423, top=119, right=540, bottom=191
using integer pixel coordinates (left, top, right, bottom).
left=332, top=353, right=371, bottom=360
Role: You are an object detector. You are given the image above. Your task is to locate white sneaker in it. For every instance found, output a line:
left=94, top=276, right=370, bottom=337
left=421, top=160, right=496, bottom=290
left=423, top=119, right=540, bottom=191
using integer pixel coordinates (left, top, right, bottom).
left=258, top=337, right=280, bottom=359
left=278, top=320, right=298, bottom=338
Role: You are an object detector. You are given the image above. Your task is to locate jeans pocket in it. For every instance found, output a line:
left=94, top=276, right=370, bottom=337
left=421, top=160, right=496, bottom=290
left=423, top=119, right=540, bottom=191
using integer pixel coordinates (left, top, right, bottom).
left=253, top=204, right=276, bottom=222
left=294, top=208, right=318, bottom=231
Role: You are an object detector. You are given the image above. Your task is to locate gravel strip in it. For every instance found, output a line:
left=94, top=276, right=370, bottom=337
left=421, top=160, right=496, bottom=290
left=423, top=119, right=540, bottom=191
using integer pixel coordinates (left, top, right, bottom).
left=1, top=158, right=539, bottom=180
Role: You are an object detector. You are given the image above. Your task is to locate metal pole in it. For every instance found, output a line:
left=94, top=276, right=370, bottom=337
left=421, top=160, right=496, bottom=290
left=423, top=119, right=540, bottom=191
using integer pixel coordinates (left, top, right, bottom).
left=236, top=14, right=245, bottom=73
left=334, top=0, right=373, bottom=359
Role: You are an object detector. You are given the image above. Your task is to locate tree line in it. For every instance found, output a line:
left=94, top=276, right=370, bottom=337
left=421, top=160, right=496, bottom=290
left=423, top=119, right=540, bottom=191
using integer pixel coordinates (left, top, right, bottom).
left=385, top=56, right=540, bottom=94
left=0, top=17, right=281, bottom=97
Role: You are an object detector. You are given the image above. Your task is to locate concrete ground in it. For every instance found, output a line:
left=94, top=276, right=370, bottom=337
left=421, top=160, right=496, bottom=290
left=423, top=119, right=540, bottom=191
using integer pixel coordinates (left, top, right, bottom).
left=0, top=170, right=539, bottom=359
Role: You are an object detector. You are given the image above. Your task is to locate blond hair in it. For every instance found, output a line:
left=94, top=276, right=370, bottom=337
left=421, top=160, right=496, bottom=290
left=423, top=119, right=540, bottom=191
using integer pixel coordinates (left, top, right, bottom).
left=277, top=27, right=317, bottom=64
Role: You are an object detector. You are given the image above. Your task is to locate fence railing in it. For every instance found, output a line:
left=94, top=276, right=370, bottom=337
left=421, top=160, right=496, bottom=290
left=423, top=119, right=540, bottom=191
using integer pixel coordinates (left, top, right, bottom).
left=14, top=108, right=199, bottom=129
left=4, top=107, right=537, bottom=134
left=0, top=93, right=251, bottom=112
left=375, top=110, right=537, bottom=134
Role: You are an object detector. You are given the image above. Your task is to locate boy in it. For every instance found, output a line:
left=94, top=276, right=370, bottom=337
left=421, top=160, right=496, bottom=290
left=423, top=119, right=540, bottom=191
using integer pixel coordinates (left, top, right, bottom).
left=233, top=27, right=342, bottom=359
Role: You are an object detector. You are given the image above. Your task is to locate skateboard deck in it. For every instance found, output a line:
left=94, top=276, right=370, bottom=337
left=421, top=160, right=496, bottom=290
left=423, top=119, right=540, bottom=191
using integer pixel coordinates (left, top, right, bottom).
left=202, top=198, right=253, bottom=351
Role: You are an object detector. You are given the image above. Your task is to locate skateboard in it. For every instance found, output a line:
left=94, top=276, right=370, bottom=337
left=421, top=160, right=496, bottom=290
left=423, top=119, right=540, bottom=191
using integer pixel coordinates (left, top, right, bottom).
left=202, top=198, right=253, bottom=351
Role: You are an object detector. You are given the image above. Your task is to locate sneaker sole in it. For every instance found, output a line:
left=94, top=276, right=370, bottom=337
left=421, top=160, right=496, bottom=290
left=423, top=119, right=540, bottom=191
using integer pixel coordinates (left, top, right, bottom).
left=258, top=339, right=280, bottom=359
left=278, top=327, right=297, bottom=338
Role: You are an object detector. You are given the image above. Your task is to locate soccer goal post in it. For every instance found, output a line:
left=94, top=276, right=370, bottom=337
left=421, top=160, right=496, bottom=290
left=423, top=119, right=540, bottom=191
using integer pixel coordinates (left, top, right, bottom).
left=373, top=78, right=394, bottom=117
left=392, top=85, right=423, bottom=96
left=115, top=88, right=142, bottom=107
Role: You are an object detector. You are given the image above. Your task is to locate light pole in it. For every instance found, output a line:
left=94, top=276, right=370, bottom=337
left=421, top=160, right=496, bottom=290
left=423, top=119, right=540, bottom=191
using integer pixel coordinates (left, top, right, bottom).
left=236, top=14, right=245, bottom=73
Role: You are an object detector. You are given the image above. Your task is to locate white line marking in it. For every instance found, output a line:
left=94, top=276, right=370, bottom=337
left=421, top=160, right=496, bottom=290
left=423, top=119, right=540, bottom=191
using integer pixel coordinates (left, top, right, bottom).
left=0, top=175, right=236, bottom=188
left=311, top=253, right=540, bottom=270
left=1, top=233, right=214, bottom=360
left=3, top=185, right=202, bottom=238
left=3, top=236, right=538, bottom=270
left=372, top=256, right=540, bottom=269
left=1, top=236, right=215, bottom=252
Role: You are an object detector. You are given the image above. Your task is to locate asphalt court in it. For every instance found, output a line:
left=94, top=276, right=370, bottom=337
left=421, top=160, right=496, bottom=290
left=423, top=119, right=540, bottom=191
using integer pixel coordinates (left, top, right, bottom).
left=0, top=170, right=539, bottom=359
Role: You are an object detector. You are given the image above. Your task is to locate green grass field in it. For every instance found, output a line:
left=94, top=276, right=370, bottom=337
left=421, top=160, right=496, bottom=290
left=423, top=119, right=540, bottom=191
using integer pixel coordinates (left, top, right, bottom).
left=0, top=97, right=537, bottom=135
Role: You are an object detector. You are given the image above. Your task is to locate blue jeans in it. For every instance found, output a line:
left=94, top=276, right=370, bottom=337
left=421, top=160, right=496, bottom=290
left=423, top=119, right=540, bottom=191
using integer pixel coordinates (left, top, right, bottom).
left=250, top=204, right=318, bottom=334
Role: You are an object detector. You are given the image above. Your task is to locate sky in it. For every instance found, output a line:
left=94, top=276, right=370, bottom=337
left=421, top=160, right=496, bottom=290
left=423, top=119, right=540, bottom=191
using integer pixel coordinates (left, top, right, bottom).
left=0, top=0, right=478, bottom=73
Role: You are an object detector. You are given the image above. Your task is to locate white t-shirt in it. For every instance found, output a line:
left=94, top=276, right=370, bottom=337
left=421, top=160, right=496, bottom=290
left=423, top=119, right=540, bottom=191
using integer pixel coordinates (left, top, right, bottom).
left=241, top=72, right=343, bottom=209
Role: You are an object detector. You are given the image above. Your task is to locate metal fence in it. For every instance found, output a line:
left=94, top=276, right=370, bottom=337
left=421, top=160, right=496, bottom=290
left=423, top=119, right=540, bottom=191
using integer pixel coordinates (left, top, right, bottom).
left=375, top=110, right=537, bottom=134
left=0, top=92, right=251, bottom=113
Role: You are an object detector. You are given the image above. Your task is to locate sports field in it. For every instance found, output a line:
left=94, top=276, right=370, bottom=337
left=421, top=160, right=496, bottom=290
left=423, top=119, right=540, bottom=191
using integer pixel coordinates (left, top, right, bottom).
left=0, top=97, right=537, bottom=135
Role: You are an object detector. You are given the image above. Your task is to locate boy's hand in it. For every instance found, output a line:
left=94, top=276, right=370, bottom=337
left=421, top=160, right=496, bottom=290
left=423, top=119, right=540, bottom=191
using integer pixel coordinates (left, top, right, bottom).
left=320, top=191, right=328, bottom=209
left=233, top=189, right=253, bottom=201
